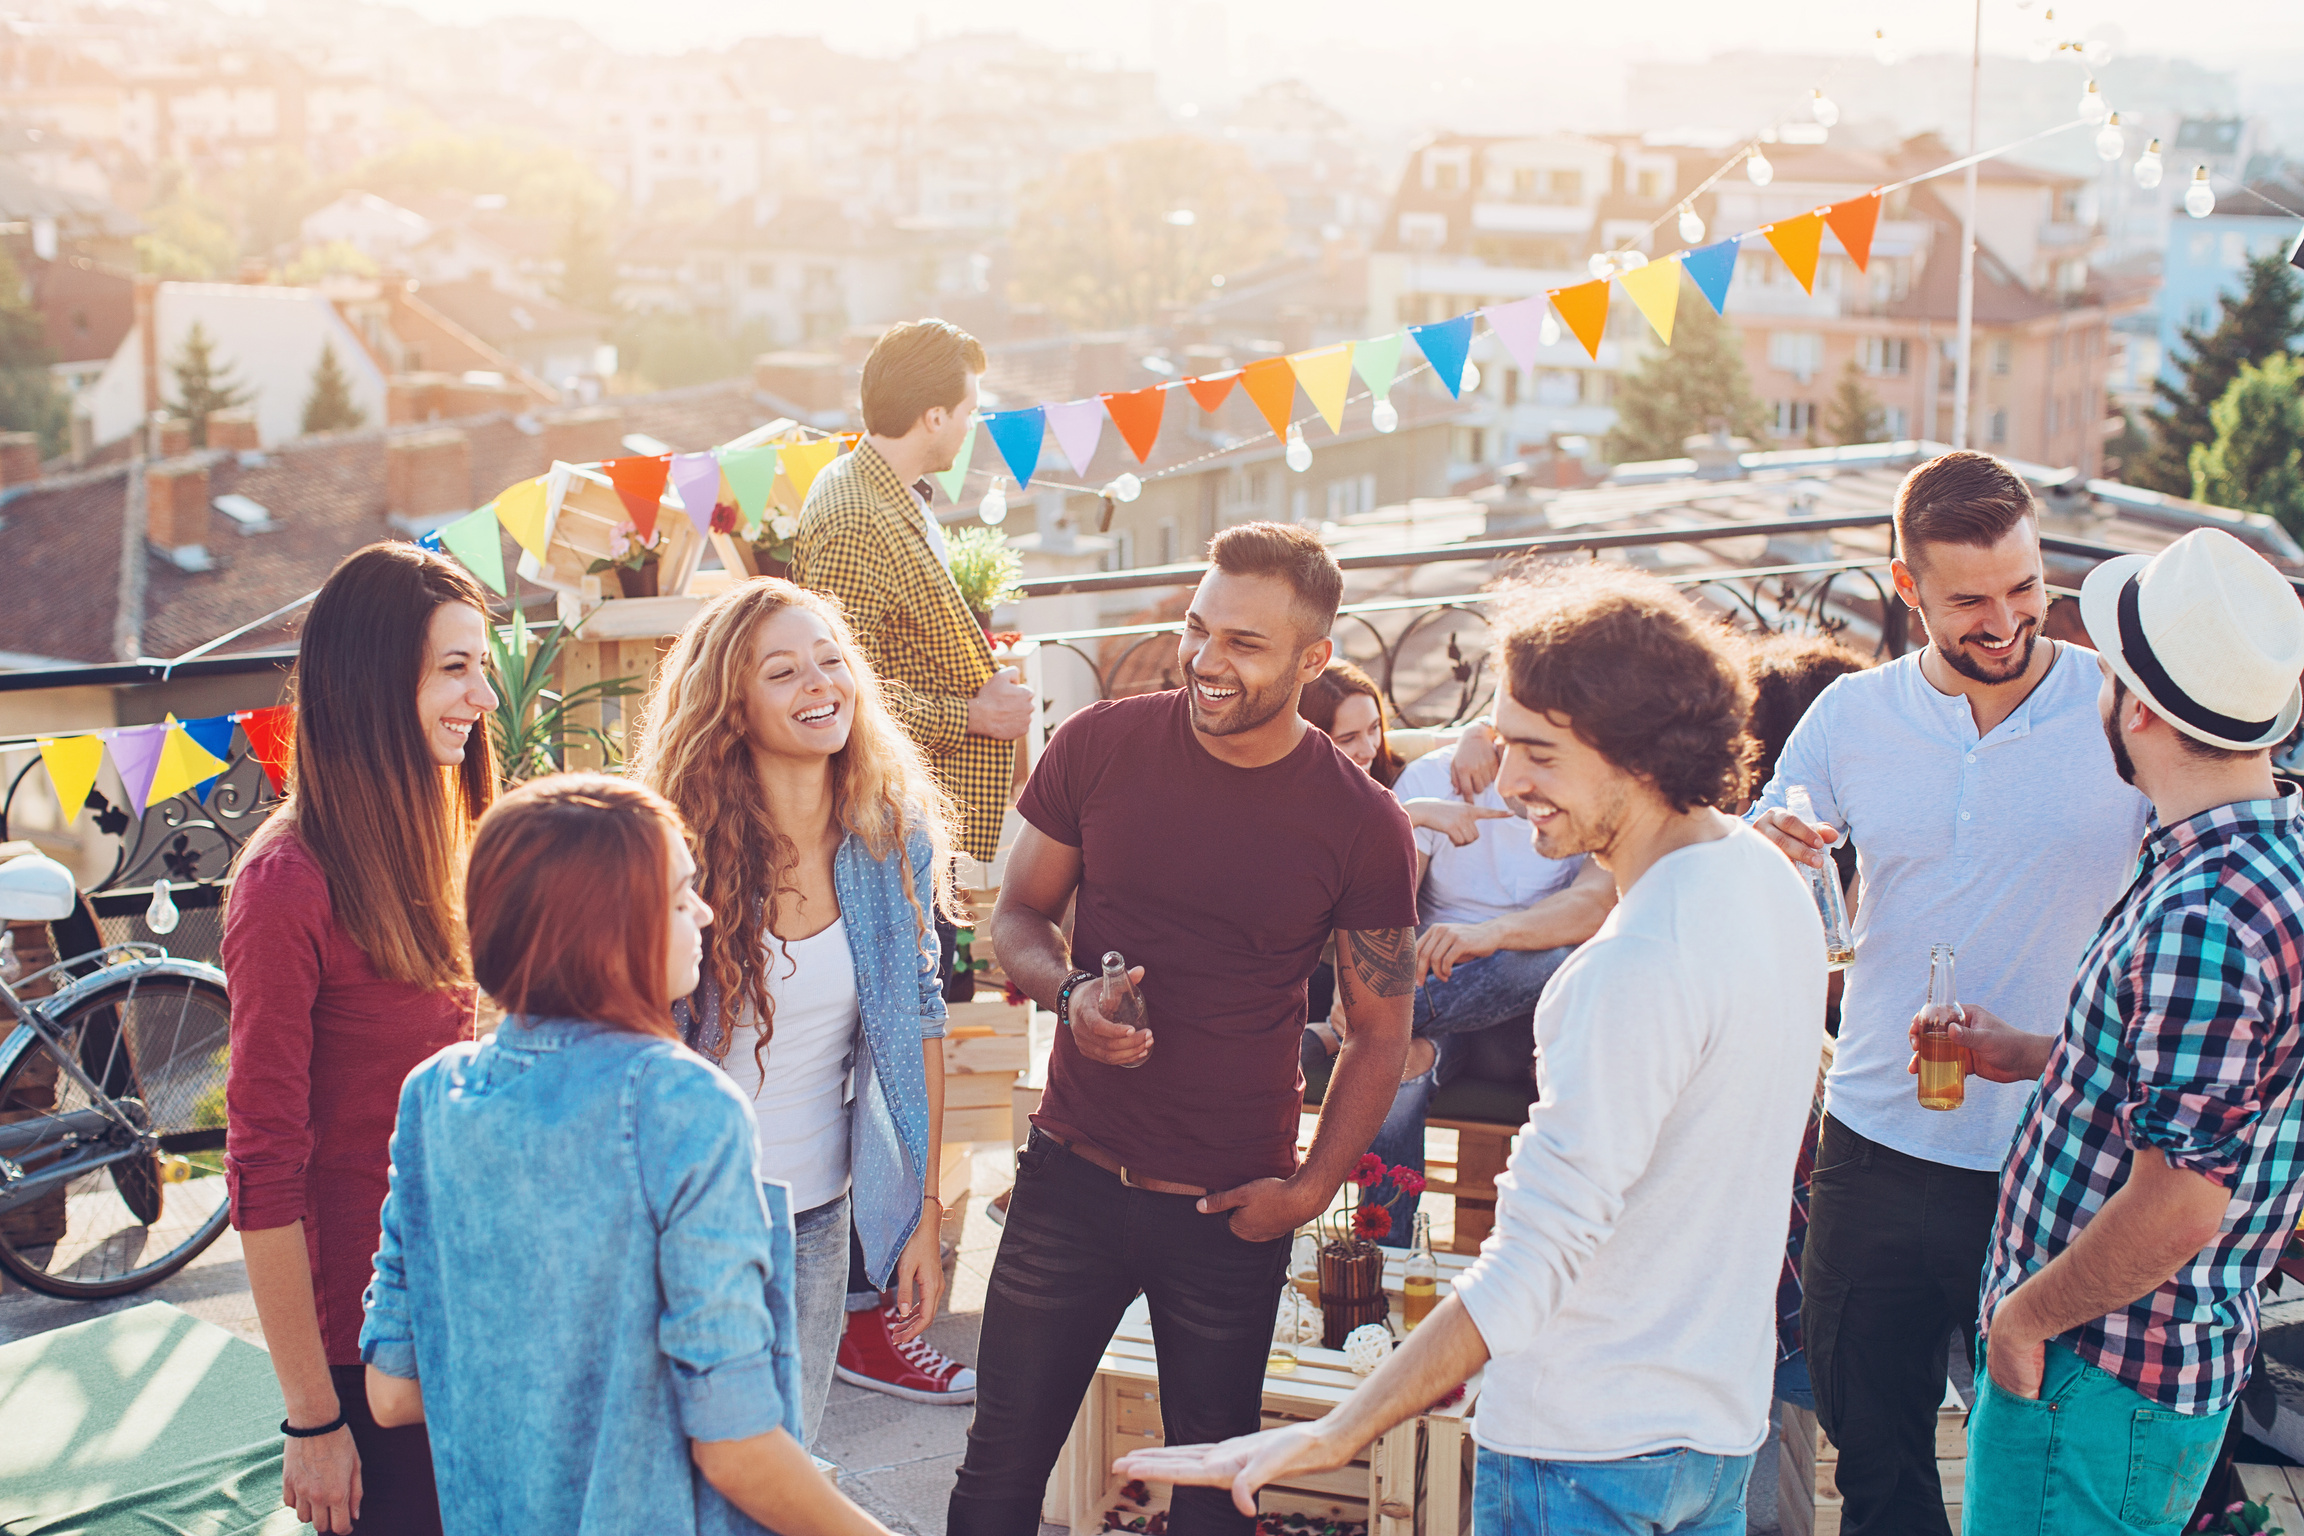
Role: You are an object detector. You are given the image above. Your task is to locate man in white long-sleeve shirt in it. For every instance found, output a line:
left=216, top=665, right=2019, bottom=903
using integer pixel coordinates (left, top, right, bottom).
left=1117, top=562, right=1825, bottom=1535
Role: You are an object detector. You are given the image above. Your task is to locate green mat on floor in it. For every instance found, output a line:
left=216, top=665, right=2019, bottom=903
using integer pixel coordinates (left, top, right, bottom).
left=0, top=1301, right=301, bottom=1535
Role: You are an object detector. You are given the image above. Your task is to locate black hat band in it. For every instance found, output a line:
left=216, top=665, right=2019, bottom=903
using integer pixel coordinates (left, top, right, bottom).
left=2118, top=573, right=2279, bottom=743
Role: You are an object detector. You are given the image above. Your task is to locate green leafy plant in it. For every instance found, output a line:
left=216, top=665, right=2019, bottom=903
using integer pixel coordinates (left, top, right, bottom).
left=2196, top=1495, right=2284, bottom=1535
left=486, top=605, right=646, bottom=783
left=748, top=512, right=802, bottom=571
left=946, top=525, right=1025, bottom=625
left=584, top=524, right=664, bottom=575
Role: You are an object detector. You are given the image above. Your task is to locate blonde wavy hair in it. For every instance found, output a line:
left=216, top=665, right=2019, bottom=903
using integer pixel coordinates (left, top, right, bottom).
left=628, top=578, right=961, bottom=1055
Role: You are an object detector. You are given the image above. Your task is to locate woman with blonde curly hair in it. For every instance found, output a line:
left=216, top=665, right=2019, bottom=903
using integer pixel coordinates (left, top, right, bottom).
left=630, top=577, right=970, bottom=1438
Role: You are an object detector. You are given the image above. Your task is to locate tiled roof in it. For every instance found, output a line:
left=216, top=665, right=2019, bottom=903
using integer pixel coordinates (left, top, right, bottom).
left=408, top=280, right=609, bottom=346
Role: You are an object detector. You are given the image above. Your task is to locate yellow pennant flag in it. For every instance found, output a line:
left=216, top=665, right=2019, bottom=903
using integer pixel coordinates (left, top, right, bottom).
left=493, top=477, right=552, bottom=562
left=145, top=716, right=231, bottom=807
left=1619, top=258, right=1683, bottom=345
left=37, top=735, right=104, bottom=820
left=780, top=437, right=841, bottom=505
left=1286, top=343, right=1357, bottom=435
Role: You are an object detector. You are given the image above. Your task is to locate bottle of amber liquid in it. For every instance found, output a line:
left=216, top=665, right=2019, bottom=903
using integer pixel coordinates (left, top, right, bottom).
left=1917, top=943, right=1967, bottom=1111
left=1402, top=1212, right=1439, bottom=1331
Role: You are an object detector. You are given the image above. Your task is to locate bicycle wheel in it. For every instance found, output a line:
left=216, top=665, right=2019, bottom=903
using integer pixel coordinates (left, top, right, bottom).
left=0, top=959, right=234, bottom=1298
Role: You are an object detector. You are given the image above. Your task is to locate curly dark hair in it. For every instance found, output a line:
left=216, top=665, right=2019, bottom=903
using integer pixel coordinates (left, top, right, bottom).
left=1491, top=561, right=1757, bottom=813
left=1744, top=632, right=1870, bottom=792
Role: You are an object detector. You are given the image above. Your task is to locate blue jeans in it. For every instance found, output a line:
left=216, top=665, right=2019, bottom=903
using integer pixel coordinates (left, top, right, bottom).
left=1366, top=945, right=1572, bottom=1244
left=791, top=1190, right=852, bottom=1446
left=1476, top=1445, right=1757, bottom=1535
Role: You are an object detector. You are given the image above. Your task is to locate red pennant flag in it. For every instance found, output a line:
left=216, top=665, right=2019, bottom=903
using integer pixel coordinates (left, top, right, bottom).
left=1101, top=387, right=1166, bottom=465
left=1823, top=193, right=1882, bottom=273
left=1240, top=357, right=1299, bottom=438
left=605, top=456, right=670, bottom=540
left=241, top=705, right=294, bottom=794
left=1550, top=281, right=1612, bottom=361
left=1184, top=373, right=1237, bottom=412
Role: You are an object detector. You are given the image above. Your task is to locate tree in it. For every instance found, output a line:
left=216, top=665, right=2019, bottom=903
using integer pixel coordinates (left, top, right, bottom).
left=1823, top=359, right=1884, bottom=445
left=0, top=246, right=67, bottom=457
left=279, top=241, right=377, bottom=287
left=1602, top=301, right=1769, bottom=462
left=300, top=341, right=366, bottom=434
left=1008, top=136, right=1286, bottom=331
left=550, top=195, right=620, bottom=316
left=134, top=164, right=239, bottom=280
left=167, top=322, right=254, bottom=448
left=2135, top=252, right=2304, bottom=494
left=2189, top=353, right=2304, bottom=536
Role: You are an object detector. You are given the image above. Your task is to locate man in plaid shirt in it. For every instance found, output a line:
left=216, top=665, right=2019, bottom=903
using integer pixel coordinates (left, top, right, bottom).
left=1932, top=528, right=2304, bottom=1535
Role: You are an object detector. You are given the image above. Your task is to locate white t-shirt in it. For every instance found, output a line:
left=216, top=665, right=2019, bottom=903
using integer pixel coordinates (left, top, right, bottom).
left=720, top=916, right=860, bottom=1213
left=1750, top=643, right=2148, bottom=1170
left=1392, top=745, right=1583, bottom=928
left=1452, top=824, right=1823, bottom=1462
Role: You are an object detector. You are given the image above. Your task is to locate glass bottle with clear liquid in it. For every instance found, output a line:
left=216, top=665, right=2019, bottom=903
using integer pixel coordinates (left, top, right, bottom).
left=1784, top=785, right=1855, bottom=970
left=1401, top=1212, right=1439, bottom=1332
left=1917, top=943, right=1968, bottom=1111
left=1100, top=950, right=1146, bottom=1029
left=1267, top=1285, right=1302, bottom=1375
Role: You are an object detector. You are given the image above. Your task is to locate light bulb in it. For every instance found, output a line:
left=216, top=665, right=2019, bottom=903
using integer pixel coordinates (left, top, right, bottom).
left=1811, top=89, right=1839, bottom=128
left=1588, top=252, right=1618, bottom=281
left=1616, top=250, right=1647, bottom=271
left=1871, top=28, right=1898, bottom=65
left=146, top=878, right=179, bottom=937
left=1540, top=312, right=1561, bottom=348
left=1371, top=397, right=1398, bottom=433
left=2134, top=139, right=2163, bottom=189
left=978, top=483, right=1007, bottom=525
left=2082, top=35, right=2113, bottom=67
left=2185, top=167, right=2215, bottom=219
left=1678, top=204, right=1706, bottom=244
left=1284, top=424, right=1313, bottom=473
left=1746, top=146, right=1774, bottom=187
left=1459, top=360, right=1481, bottom=393
left=2095, top=113, right=2124, bottom=162
left=1111, top=472, right=1142, bottom=503
left=2078, top=80, right=2107, bottom=125
left=0, top=927, right=18, bottom=985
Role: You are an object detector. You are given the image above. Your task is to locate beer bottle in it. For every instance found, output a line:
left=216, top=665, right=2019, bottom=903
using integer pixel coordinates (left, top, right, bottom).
left=1785, top=785, right=1855, bottom=969
left=1402, top=1212, right=1439, bottom=1331
left=1100, top=950, right=1146, bottom=1030
left=1917, top=943, right=1966, bottom=1111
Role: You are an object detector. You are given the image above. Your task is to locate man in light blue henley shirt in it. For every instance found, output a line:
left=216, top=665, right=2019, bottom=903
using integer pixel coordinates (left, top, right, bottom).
left=1749, top=450, right=2148, bottom=1536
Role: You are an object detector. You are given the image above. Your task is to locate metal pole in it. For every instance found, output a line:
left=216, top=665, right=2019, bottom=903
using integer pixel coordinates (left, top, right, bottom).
left=1953, top=0, right=1981, bottom=448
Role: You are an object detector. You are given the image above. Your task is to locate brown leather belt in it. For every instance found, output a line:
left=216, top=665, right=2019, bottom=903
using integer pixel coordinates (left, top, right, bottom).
left=1045, top=1132, right=1209, bottom=1197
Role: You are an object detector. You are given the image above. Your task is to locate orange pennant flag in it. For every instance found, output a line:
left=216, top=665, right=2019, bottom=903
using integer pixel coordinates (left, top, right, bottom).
left=1101, top=387, right=1166, bottom=465
left=1240, top=357, right=1299, bottom=439
left=1766, top=212, right=1826, bottom=294
left=1184, top=373, right=1237, bottom=413
left=1550, top=281, right=1611, bottom=361
left=1824, top=193, right=1882, bottom=273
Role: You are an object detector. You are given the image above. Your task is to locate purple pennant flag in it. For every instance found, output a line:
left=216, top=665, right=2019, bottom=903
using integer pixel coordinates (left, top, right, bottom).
left=1042, top=399, right=1105, bottom=477
left=671, top=452, right=722, bottom=535
left=1481, top=296, right=1552, bottom=372
left=110, top=724, right=168, bottom=811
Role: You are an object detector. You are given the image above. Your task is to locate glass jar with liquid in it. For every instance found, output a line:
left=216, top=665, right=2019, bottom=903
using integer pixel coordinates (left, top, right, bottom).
left=1268, top=1285, right=1302, bottom=1375
left=1402, top=1212, right=1439, bottom=1332
left=1917, top=943, right=1968, bottom=1112
left=1784, top=785, right=1855, bottom=970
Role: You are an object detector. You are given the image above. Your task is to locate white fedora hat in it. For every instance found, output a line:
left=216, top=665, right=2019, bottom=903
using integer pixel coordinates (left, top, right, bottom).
left=2080, top=527, right=2304, bottom=752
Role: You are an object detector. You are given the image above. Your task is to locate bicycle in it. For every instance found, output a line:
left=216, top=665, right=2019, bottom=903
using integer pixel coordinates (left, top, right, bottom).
left=0, top=852, right=234, bottom=1298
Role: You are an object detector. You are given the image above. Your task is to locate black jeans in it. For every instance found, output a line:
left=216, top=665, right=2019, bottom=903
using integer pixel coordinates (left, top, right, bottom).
left=1801, top=1115, right=2000, bottom=1536
left=947, top=1130, right=1291, bottom=1536
left=329, top=1363, right=443, bottom=1536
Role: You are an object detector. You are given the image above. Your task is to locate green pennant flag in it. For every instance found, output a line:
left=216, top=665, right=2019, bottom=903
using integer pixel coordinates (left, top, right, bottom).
left=719, top=446, right=779, bottom=535
left=1354, top=332, right=1404, bottom=400
left=439, top=503, right=507, bottom=594
left=931, top=420, right=978, bottom=502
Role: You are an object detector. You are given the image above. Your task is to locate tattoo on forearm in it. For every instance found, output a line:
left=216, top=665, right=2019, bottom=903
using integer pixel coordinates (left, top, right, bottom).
left=1345, top=927, right=1417, bottom=1000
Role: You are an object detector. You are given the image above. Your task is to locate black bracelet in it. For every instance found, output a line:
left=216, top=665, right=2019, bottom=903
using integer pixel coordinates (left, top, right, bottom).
left=282, top=1412, right=349, bottom=1439
left=1055, top=969, right=1096, bottom=1030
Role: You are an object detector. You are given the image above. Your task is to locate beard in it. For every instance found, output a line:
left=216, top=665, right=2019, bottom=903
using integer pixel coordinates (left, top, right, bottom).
left=1932, top=618, right=2040, bottom=685
left=2103, top=702, right=2138, bottom=786
left=1186, top=665, right=1299, bottom=737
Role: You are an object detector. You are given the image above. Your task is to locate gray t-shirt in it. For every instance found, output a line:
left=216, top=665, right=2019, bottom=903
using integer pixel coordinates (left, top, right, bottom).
left=1752, top=643, right=2149, bottom=1171
left=1394, top=745, right=1584, bottom=929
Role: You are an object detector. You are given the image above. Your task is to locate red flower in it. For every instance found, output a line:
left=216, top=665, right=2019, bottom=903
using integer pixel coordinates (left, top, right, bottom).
left=1353, top=1204, right=1392, bottom=1241
left=1390, top=1167, right=1426, bottom=1198
left=709, top=500, right=741, bottom=534
left=1351, top=1152, right=1387, bottom=1188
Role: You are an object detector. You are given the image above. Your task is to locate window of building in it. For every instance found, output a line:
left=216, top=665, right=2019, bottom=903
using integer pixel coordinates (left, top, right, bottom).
left=1397, top=211, right=1447, bottom=249
left=1636, top=168, right=1664, bottom=200
left=1537, top=369, right=1579, bottom=406
left=1989, top=408, right=2009, bottom=446
left=1503, top=368, right=1521, bottom=406
left=1548, top=169, right=1582, bottom=200
left=1326, top=474, right=1378, bottom=522
left=1456, top=427, right=1487, bottom=462
left=1773, top=400, right=1816, bottom=438
left=2048, top=395, right=2061, bottom=434
left=1157, top=520, right=1179, bottom=565
left=1512, top=168, right=1537, bottom=198
left=1768, top=332, right=1825, bottom=383
left=1860, top=337, right=1909, bottom=377
left=1422, top=148, right=1469, bottom=192
left=1991, top=338, right=2012, bottom=376
left=1882, top=405, right=1909, bottom=439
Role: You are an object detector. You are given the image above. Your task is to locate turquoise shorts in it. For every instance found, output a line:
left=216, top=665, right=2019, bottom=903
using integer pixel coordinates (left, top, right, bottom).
left=1964, top=1336, right=2229, bottom=1536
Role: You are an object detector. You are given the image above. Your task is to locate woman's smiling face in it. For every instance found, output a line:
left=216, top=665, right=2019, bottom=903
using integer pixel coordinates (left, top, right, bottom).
left=741, top=605, right=857, bottom=762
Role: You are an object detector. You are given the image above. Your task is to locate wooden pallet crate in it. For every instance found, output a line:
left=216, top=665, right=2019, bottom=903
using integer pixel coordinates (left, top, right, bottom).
left=942, top=998, right=1030, bottom=1146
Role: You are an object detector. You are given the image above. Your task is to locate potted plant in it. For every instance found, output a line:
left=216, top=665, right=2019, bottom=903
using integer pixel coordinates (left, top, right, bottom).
left=745, top=512, right=802, bottom=581
left=586, top=525, right=664, bottom=599
left=946, top=525, right=1026, bottom=633
left=1316, top=1154, right=1425, bottom=1348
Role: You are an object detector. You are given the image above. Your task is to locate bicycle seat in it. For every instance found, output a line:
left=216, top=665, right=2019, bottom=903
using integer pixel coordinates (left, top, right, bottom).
left=0, top=853, right=76, bottom=923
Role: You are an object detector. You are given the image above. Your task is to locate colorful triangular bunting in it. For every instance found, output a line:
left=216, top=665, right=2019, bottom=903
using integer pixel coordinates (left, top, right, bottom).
left=604, top=456, right=670, bottom=540
left=1354, top=333, right=1403, bottom=401
left=780, top=437, right=840, bottom=505
left=1240, top=357, right=1300, bottom=438
left=1823, top=193, right=1882, bottom=273
left=1184, top=373, right=1237, bottom=412
left=147, top=717, right=230, bottom=807
left=984, top=408, right=1045, bottom=490
left=493, top=477, right=551, bottom=562
left=1101, top=388, right=1165, bottom=465
left=110, top=725, right=167, bottom=814
left=1407, top=316, right=1475, bottom=398
left=36, top=735, right=103, bottom=822
left=719, top=447, right=779, bottom=532
left=1043, top=399, right=1105, bottom=476
left=930, top=424, right=976, bottom=502
left=1682, top=238, right=1742, bottom=316
left=1481, top=297, right=1552, bottom=372
left=438, top=505, right=506, bottom=595
left=182, top=714, right=236, bottom=803
left=671, top=452, right=721, bottom=535
left=1765, top=212, right=1825, bottom=294
left=1287, top=344, right=1356, bottom=435
left=1619, top=259, right=1683, bottom=345
left=242, top=705, right=293, bottom=794
left=1550, top=281, right=1612, bottom=361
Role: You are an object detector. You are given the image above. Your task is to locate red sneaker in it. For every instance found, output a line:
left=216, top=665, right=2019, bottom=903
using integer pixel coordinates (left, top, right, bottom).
left=835, top=1303, right=977, bottom=1404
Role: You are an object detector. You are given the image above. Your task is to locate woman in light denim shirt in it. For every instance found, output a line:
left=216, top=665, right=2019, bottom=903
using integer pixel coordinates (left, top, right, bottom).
left=361, top=776, right=894, bottom=1536
left=634, top=579, right=964, bottom=1438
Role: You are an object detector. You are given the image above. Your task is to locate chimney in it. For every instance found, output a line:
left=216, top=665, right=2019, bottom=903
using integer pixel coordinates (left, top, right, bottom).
left=540, top=406, right=625, bottom=466
left=438, top=378, right=526, bottom=420
left=146, top=460, right=213, bottom=553
left=0, top=432, right=40, bottom=490
left=206, top=408, right=260, bottom=452
left=753, top=352, right=844, bottom=413
left=386, top=429, right=473, bottom=523
left=155, top=418, right=193, bottom=457
left=389, top=372, right=448, bottom=425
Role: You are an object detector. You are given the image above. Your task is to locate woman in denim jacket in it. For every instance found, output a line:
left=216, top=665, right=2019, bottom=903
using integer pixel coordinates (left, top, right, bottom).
left=360, top=776, right=894, bottom=1536
left=634, top=579, right=965, bottom=1436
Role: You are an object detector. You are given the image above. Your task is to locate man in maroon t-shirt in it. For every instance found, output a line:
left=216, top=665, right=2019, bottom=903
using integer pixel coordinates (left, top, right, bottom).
left=948, top=522, right=1419, bottom=1536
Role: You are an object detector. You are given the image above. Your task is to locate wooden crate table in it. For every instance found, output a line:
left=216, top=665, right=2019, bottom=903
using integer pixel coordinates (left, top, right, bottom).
left=1047, top=1251, right=1482, bottom=1536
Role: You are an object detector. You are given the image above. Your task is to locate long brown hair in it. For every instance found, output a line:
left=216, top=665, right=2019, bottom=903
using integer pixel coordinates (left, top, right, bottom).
left=237, top=542, right=497, bottom=989
left=1299, top=660, right=1404, bottom=788
left=627, top=578, right=958, bottom=1061
left=467, top=774, right=682, bottom=1037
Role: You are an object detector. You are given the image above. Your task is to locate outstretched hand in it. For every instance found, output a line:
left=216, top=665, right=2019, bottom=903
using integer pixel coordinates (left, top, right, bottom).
left=1904, top=1002, right=2053, bottom=1085
left=1114, top=1423, right=1341, bottom=1517
left=1753, top=807, right=1838, bottom=870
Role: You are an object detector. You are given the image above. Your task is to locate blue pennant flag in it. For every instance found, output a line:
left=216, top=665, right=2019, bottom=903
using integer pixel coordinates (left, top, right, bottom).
left=1681, top=238, right=1742, bottom=317
left=183, top=713, right=237, bottom=803
left=1406, top=315, right=1476, bottom=399
left=983, top=408, right=1046, bottom=490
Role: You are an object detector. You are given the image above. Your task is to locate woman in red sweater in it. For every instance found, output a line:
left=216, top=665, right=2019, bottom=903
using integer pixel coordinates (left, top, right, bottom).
left=223, top=543, right=498, bottom=1536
